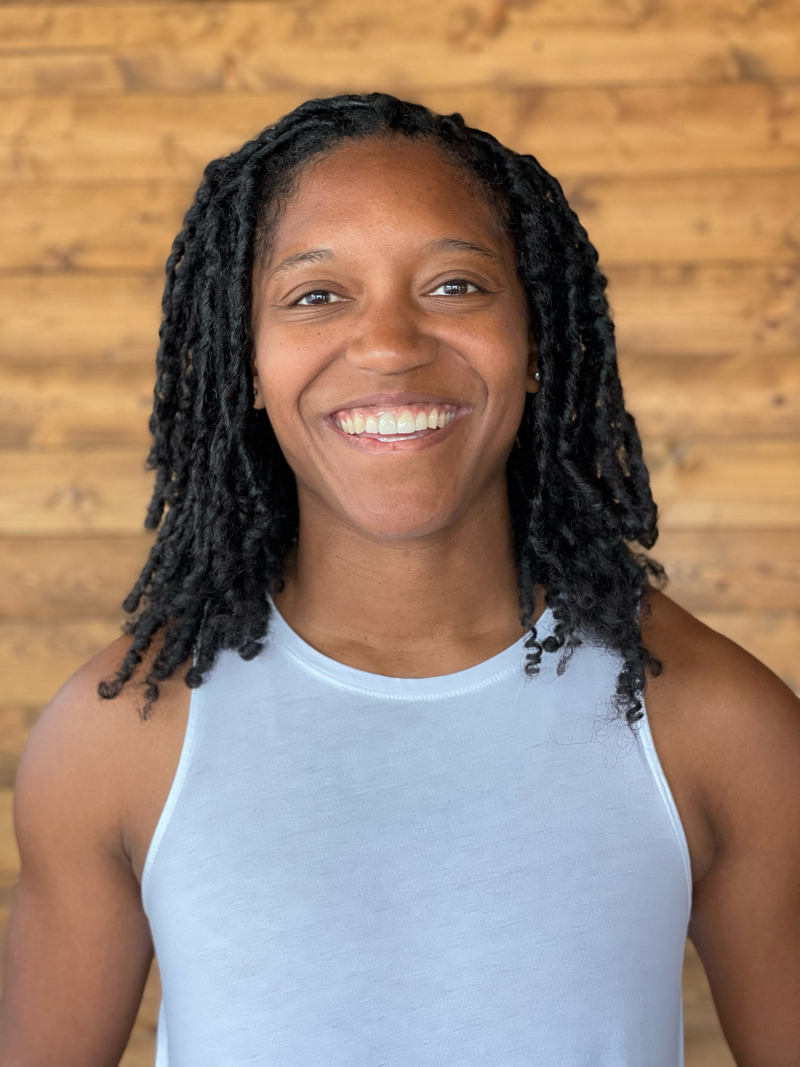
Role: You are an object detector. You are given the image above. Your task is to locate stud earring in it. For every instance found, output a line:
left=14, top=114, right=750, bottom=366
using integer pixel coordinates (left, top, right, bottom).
left=534, top=371, right=541, bottom=381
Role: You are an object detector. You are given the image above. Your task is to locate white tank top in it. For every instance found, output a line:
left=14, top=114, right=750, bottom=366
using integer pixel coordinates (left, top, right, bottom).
left=143, top=596, right=692, bottom=1066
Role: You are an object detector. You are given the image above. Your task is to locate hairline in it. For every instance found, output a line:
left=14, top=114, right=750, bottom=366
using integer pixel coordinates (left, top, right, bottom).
left=252, top=130, right=514, bottom=278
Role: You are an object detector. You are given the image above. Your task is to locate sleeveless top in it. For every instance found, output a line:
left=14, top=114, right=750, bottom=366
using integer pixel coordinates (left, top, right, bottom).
left=142, top=596, right=692, bottom=1066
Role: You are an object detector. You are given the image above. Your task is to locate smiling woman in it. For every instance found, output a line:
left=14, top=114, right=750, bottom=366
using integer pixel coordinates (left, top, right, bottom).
left=100, top=94, right=665, bottom=720
left=3, top=92, right=800, bottom=1067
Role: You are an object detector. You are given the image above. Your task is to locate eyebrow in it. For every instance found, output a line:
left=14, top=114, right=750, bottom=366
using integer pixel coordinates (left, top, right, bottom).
left=270, top=247, right=334, bottom=277
left=424, top=237, right=502, bottom=263
left=268, top=237, right=502, bottom=278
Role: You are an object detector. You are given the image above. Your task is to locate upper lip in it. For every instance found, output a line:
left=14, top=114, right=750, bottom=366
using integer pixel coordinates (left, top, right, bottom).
left=326, top=391, right=469, bottom=415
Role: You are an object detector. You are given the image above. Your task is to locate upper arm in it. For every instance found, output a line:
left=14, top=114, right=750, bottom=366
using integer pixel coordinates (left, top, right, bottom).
left=686, top=640, right=800, bottom=1067
left=0, top=641, right=155, bottom=1067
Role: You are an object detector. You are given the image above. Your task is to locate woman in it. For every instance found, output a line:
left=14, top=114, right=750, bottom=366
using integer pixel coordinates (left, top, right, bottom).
left=1, top=93, right=798, bottom=1066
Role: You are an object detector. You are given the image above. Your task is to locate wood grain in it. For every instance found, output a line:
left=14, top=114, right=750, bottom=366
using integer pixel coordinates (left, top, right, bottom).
left=0, top=792, right=19, bottom=875
left=0, top=273, right=162, bottom=365
left=608, top=264, right=800, bottom=359
left=643, top=437, right=800, bottom=529
left=2, top=0, right=799, bottom=95
left=565, top=173, right=800, bottom=266
left=0, top=183, right=188, bottom=272
left=0, top=451, right=154, bottom=534
left=3, top=84, right=800, bottom=184
left=0, top=364, right=154, bottom=447
left=0, top=619, right=125, bottom=706
left=619, top=354, right=800, bottom=437
left=4, top=0, right=800, bottom=52
left=651, top=528, right=800, bottom=612
left=0, top=536, right=152, bottom=619
left=2, top=30, right=800, bottom=96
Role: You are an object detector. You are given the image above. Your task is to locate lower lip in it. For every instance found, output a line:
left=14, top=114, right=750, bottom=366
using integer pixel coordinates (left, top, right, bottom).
left=324, top=411, right=468, bottom=452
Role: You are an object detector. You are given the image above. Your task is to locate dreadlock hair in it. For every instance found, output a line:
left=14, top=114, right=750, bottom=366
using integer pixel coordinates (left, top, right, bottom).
left=99, top=91, right=668, bottom=730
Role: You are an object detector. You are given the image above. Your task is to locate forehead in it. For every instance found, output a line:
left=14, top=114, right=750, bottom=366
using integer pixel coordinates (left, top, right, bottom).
left=265, top=136, right=509, bottom=259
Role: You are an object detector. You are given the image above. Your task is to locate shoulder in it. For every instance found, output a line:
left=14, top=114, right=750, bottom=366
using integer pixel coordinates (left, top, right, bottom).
left=15, top=634, right=192, bottom=873
left=640, top=587, right=800, bottom=864
left=2, top=637, right=191, bottom=1063
left=639, top=598, right=800, bottom=1056
left=640, top=587, right=799, bottom=742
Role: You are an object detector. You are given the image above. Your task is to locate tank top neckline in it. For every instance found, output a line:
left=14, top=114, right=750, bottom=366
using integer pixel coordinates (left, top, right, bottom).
left=265, top=595, right=555, bottom=700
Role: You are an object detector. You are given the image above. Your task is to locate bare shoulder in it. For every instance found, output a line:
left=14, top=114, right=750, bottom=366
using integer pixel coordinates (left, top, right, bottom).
left=639, top=587, right=800, bottom=874
left=640, top=587, right=800, bottom=756
left=16, top=633, right=192, bottom=880
left=2, top=640, right=192, bottom=1064
left=639, top=594, right=800, bottom=1059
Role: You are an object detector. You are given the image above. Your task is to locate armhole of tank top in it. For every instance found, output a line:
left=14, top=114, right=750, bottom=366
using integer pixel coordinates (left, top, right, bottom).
left=637, top=691, right=693, bottom=923
left=634, top=584, right=693, bottom=923
left=154, top=995, right=169, bottom=1067
left=140, top=681, right=203, bottom=916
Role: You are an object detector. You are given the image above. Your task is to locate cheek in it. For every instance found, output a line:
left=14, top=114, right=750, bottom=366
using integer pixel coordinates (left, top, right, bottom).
left=253, top=327, right=324, bottom=421
left=453, top=311, right=530, bottom=391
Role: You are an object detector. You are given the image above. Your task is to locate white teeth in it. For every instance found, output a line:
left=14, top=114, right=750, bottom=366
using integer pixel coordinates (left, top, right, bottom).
left=336, top=407, right=458, bottom=436
left=396, top=410, right=416, bottom=433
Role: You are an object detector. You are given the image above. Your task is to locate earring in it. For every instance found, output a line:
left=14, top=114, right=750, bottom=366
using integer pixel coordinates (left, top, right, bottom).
left=534, top=371, right=541, bottom=381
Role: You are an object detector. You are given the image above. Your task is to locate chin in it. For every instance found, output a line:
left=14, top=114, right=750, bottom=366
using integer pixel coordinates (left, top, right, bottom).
left=343, top=499, right=457, bottom=541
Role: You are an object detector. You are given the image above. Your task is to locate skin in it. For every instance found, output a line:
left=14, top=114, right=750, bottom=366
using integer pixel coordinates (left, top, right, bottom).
left=251, top=136, right=542, bottom=674
left=0, top=136, right=798, bottom=1066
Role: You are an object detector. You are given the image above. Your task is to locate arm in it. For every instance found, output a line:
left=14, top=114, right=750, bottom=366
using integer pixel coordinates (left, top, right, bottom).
left=0, top=641, right=155, bottom=1067
left=686, top=638, right=800, bottom=1066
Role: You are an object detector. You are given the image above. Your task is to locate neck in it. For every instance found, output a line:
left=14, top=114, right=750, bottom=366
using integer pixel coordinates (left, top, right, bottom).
left=272, top=477, right=546, bottom=676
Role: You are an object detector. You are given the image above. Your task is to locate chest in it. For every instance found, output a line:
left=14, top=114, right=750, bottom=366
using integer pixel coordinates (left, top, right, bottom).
left=127, top=664, right=709, bottom=888
left=128, top=635, right=716, bottom=896
left=137, top=679, right=693, bottom=1066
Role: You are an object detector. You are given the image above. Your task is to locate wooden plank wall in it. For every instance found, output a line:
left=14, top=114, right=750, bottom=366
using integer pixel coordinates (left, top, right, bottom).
left=1, top=1, right=799, bottom=1063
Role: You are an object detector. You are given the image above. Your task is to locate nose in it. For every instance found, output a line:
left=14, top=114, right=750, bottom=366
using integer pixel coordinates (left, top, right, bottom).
left=345, top=297, right=438, bottom=375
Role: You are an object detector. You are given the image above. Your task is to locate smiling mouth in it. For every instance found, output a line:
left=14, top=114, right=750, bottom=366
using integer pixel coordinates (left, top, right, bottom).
left=325, top=402, right=467, bottom=447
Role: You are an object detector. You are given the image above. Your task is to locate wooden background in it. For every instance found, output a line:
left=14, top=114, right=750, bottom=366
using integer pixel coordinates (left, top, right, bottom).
left=1, top=1, right=799, bottom=1063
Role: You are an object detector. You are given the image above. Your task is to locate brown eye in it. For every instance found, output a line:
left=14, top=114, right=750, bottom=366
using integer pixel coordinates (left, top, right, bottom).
left=430, top=279, right=481, bottom=297
left=294, top=290, right=344, bottom=306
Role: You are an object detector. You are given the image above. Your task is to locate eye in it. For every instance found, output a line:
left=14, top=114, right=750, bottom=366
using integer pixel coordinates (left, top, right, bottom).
left=430, top=278, right=482, bottom=297
left=293, top=289, right=345, bottom=307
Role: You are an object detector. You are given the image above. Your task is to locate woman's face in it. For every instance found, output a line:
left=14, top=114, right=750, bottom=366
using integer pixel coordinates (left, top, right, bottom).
left=251, top=135, right=538, bottom=540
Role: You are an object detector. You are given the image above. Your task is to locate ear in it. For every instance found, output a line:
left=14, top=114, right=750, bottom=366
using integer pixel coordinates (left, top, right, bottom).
left=525, top=335, right=540, bottom=394
left=252, top=363, right=266, bottom=411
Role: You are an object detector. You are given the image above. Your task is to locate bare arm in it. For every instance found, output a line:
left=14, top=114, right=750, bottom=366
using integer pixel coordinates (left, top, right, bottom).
left=0, top=641, right=155, bottom=1067
left=687, top=638, right=800, bottom=1065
